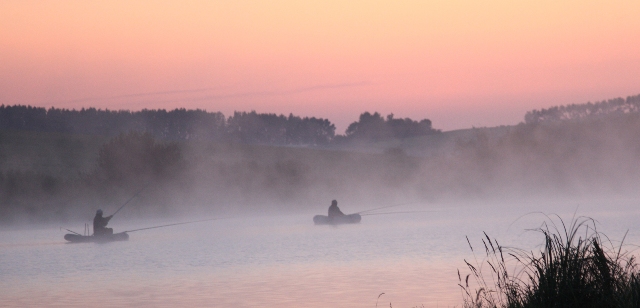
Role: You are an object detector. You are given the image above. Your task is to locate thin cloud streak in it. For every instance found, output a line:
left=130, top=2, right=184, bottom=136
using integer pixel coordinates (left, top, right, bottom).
left=178, top=81, right=373, bottom=103
left=50, top=87, right=228, bottom=105
left=55, top=82, right=373, bottom=108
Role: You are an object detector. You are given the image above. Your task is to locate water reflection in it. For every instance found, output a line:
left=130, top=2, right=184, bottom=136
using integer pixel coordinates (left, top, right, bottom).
left=1, top=200, right=639, bottom=307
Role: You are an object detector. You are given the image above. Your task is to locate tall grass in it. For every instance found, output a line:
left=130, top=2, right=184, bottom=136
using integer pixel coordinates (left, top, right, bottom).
left=460, top=214, right=640, bottom=308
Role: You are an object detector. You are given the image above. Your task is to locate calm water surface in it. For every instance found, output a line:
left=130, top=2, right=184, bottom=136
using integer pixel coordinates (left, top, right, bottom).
left=2, top=199, right=640, bottom=307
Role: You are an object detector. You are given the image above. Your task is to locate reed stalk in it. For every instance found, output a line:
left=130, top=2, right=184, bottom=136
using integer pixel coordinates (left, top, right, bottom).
left=459, top=214, right=640, bottom=308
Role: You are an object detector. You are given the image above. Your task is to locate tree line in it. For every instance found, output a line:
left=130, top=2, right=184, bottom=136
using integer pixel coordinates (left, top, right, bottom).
left=0, top=105, right=439, bottom=145
left=524, top=94, right=640, bottom=124
left=4, top=93, right=640, bottom=224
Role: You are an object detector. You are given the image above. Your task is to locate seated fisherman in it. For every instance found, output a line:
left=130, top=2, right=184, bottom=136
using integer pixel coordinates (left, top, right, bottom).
left=328, top=200, right=345, bottom=218
left=93, top=209, right=114, bottom=236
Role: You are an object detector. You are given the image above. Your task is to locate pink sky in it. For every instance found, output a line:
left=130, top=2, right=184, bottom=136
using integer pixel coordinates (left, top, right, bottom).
left=1, top=1, right=639, bottom=132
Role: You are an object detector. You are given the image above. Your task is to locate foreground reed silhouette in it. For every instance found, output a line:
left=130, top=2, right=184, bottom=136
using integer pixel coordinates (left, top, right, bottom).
left=459, top=214, right=640, bottom=308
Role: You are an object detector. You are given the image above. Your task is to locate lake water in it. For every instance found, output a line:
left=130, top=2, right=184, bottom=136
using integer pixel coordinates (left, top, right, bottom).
left=2, top=199, right=640, bottom=307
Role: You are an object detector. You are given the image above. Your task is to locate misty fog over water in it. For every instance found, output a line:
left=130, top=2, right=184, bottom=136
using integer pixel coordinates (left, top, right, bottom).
left=2, top=199, right=640, bottom=307
left=2, top=95, right=640, bottom=306
left=3, top=0, right=640, bottom=304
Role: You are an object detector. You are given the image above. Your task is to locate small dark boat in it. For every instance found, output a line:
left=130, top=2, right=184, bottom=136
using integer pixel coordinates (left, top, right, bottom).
left=64, top=232, right=129, bottom=243
left=313, top=213, right=361, bottom=225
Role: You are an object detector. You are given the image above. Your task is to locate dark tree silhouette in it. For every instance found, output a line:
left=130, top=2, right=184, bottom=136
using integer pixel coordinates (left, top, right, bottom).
left=225, top=111, right=335, bottom=145
left=524, top=94, right=640, bottom=124
left=0, top=106, right=335, bottom=145
left=344, top=112, right=439, bottom=142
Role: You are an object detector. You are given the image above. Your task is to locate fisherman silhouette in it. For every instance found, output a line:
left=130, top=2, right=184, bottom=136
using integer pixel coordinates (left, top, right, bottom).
left=328, top=200, right=345, bottom=218
left=93, top=209, right=114, bottom=236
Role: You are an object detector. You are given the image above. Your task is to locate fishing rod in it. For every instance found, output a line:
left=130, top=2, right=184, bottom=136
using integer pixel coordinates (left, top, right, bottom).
left=62, top=228, right=82, bottom=235
left=360, top=210, right=437, bottom=216
left=124, top=217, right=223, bottom=233
left=112, top=182, right=150, bottom=217
left=355, top=204, right=403, bottom=215
left=355, top=202, right=420, bottom=215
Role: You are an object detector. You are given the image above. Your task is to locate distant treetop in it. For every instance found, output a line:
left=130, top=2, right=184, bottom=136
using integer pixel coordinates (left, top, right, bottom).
left=524, top=94, right=640, bottom=124
left=344, top=112, right=439, bottom=142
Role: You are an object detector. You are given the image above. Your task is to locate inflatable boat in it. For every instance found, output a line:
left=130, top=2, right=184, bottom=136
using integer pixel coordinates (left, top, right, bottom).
left=313, top=213, right=361, bottom=225
left=64, top=232, right=129, bottom=243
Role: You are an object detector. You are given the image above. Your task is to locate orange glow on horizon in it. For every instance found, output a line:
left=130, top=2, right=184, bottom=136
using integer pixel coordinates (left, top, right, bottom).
left=1, top=1, right=639, bottom=131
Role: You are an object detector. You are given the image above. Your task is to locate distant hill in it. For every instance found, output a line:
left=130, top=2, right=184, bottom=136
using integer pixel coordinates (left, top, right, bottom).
left=3, top=93, right=640, bottom=224
left=525, top=94, right=640, bottom=124
left=0, top=130, right=107, bottom=177
left=339, top=93, right=640, bottom=157
left=328, top=125, right=514, bottom=157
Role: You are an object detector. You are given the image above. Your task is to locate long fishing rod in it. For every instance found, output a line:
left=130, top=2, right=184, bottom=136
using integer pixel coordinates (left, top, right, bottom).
left=112, top=182, right=150, bottom=217
left=355, top=204, right=402, bottom=215
left=355, top=202, right=419, bottom=215
left=124, top=217, right=222, bottom=233
left=360, top=210, right=437, bottom=216
left=62, top=228, right=82, bottom=235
